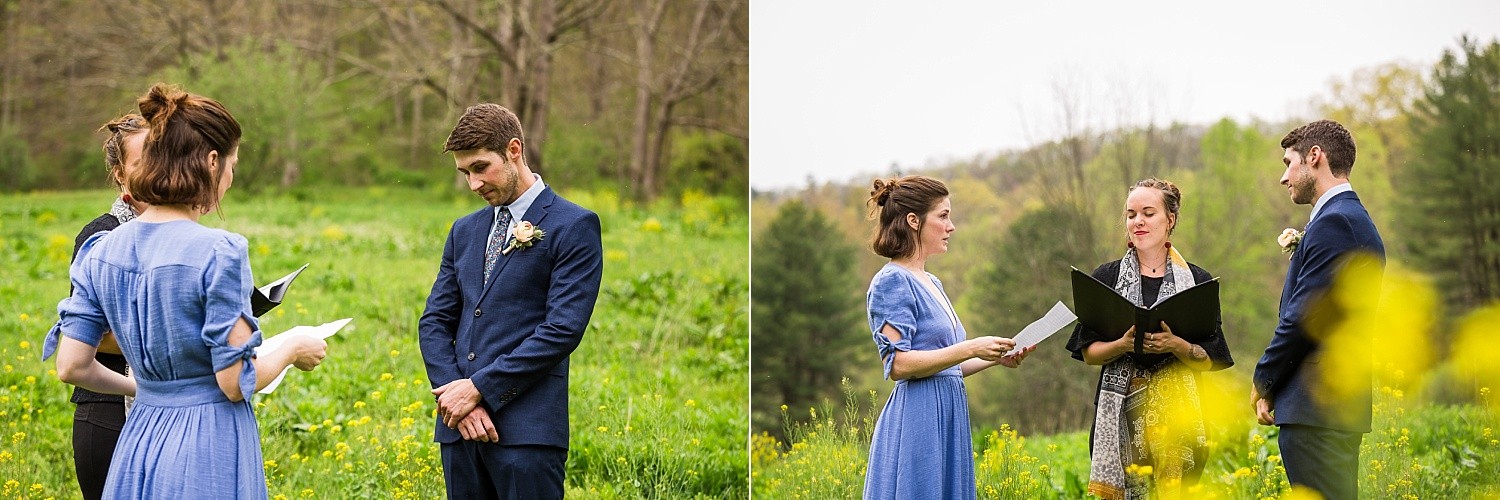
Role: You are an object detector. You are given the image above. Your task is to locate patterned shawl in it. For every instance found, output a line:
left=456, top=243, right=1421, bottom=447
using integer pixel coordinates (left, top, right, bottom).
left=1087, top=246, right=1208, bottom=500
left=109, top=196, right=138, bottom=224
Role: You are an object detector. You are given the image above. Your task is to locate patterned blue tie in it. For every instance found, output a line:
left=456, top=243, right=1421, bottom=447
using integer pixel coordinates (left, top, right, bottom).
left=484, top=207, right=512, bottom=283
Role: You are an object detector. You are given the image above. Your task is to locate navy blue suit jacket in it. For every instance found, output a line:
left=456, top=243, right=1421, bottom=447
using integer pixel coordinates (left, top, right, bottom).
left=419, top=187, right=603, bottom=447
left=1254, top=191, right=1383, bottom=432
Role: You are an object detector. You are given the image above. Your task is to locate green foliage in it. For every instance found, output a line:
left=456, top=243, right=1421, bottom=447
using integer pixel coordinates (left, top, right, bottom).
left=151, top=39, right=410, bottom=192
left=0, top=186, right=746, bottom=498
left=541, top=120, right=620, bottom=193
left=1401, top=35, right=1500, bottom=310
left=0, top=127, right=34, bottom=192
left=964, top=204, right=1100, bottom=434
left=751, top=200, right=862, bottom=437
left=751, top=381, right=878, bottom=498
left=1182, top=119, right=1286, bottom=360
left=667, top=131, right=748, bottom=200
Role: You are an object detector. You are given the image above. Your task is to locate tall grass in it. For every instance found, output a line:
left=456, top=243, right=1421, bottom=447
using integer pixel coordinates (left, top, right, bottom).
left=0, top=187, right=747, bottom=499
left=753, top=377, right=1500, bottom=499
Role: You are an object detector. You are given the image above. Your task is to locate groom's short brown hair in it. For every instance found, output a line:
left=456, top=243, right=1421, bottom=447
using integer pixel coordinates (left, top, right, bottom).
left=444, top=103, right=525, bottom=154
left=1281, top=119, right=1356, bottom=178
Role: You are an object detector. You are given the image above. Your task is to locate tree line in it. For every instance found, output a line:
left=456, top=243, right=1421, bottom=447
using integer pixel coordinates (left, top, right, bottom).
left=751, top=36, right=1500, bottom=437
left=0, top=0, right=747, bottom=201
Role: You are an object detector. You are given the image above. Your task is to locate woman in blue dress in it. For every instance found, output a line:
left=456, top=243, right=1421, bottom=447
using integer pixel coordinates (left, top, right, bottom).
left=44, top=83, right=329, bottom=499
left=862, top=175, right=1034, bottom=499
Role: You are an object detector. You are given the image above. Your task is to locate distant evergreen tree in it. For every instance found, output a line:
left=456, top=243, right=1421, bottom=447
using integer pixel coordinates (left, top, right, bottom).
left=1402, top=36, right=1500, bottom=309
left=751, top=200, right=862, bottom=435
left=965, top=205, right=1100, bottom=434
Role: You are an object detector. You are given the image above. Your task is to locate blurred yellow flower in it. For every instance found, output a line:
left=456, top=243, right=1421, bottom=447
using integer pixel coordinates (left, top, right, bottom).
left=321, top=225, right=347, bottom=241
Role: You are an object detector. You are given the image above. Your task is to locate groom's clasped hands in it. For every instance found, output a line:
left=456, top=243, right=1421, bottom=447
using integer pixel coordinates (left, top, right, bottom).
left=433, top=379, right=500, bottom=443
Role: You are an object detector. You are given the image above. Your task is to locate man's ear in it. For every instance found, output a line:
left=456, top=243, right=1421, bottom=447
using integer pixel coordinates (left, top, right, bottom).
left=1307, top=145, right=1323, bottom=169
left=507, top=138, right=524, bottom=162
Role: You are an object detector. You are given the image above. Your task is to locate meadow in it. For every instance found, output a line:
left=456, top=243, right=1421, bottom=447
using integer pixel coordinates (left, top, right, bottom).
left=754, top=377, right=1500, bottom=499
left=0, top=186, right=748, bottom=499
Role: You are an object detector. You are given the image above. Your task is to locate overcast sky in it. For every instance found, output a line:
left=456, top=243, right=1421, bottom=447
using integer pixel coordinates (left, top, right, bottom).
left=749, top=0, right=1500, bottom=191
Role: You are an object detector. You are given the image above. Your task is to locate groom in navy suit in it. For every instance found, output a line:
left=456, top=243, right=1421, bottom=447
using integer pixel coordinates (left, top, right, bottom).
left=1253, top=120, right=1383, bottom=500
left=419, top=103, right=603, bottom=499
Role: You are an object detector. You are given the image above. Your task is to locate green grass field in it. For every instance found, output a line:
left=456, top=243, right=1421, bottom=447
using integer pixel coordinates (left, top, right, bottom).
left=0, top=187, right=748, bottom=499
left=753, top=379, right=1500, bottom=499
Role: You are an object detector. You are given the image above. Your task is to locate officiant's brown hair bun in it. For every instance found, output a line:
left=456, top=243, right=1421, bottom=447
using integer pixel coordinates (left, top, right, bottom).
left=129, top=83, right=241, bottom=213
left=868, top=175, right=949, bottom=259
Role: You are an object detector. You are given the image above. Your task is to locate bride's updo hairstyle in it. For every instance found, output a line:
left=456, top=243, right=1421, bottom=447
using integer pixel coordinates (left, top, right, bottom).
left=867, top=175, right=949, bottom=259
left=127, top=83, right=241, bottom=213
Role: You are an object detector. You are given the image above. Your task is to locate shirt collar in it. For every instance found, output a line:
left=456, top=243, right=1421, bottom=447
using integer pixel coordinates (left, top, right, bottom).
left=1309, top=182, right=1353, bottom=222
left=495, top=174, right=546, bottom=223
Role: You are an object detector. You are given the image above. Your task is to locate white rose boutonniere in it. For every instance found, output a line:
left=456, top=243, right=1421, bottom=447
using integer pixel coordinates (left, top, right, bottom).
left=502, top=221, right=545, bottom=255
left=1277, top=228, right=1304, bottom=258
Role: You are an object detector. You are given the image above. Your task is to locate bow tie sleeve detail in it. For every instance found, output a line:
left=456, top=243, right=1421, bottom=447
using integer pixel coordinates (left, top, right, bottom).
left=867, top=269, right=919, bottom=380
left=872, top=331, right=912, bottom=381
left=42, top=235, right=112, bottom=361
left=206, top=329, right=263, bottom=401
left=202, top=235, right=264, bottom=401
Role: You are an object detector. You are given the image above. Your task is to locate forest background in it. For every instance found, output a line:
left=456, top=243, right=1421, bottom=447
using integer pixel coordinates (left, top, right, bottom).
left=751, top=36, right=1500, bottom=441
left=0, top=0, right=748, bottom=201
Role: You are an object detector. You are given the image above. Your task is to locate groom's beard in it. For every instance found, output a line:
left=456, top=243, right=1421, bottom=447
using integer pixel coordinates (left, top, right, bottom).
left=1290, top=169, right=1317, bottom=205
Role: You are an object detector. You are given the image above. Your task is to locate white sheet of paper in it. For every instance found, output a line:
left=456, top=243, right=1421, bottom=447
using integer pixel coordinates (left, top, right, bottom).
left=256, top=317, right=351, bottom=394
left=1004, top=301, right=1077, bottom=357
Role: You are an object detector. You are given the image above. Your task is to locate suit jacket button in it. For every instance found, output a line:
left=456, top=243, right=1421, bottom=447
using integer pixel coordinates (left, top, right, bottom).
left=474, top=308, right=482, bottom=317
left=467, top=352, right=476, bottom=361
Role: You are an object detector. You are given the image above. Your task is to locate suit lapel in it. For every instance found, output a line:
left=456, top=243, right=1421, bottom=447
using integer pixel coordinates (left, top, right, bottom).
left=478, top=187, right=557, bottom=303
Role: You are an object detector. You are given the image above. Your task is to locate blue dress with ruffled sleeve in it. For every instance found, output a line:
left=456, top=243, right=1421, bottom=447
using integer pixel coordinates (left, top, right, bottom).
left=863, top=263, right=974, bottom=499
left=45, top=219, right=266, bottom=499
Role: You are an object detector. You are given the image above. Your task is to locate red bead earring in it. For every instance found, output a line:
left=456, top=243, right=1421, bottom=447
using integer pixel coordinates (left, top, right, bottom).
left=1127, top=240, right=1135, bottom=249
left=1164, top=241, right=1172, bottom=249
